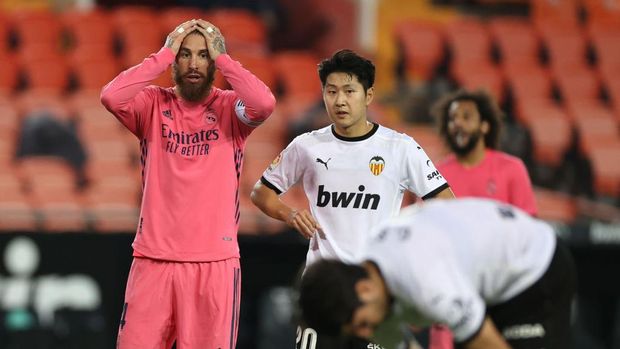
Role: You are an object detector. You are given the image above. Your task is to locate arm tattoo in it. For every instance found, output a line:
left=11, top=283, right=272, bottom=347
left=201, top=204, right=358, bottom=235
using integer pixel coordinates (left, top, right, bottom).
left=213, top=37, right=226, bottom=54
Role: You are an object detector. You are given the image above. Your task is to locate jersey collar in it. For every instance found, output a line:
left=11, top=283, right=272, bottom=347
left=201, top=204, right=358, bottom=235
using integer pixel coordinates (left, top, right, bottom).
left=331, top=122, right=379, bottom=142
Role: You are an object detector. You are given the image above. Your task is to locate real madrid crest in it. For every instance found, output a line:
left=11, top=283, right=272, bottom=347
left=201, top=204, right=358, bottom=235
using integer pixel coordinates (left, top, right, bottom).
left=369, top=156, right=385, bottom=176
left=205, top=110, right=217, bottom=125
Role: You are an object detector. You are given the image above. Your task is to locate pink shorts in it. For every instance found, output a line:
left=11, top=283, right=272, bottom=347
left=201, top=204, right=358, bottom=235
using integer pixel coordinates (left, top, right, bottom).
left=116, top=257, right=241, bottom=349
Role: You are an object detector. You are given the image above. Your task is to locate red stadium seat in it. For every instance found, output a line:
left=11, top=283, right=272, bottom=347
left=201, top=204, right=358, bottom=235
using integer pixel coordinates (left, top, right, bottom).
left=526, top=111, right=573, bottom=167
left=393, top=20, right=445, bottom=81
left=0, top=54, right=18, bottom=94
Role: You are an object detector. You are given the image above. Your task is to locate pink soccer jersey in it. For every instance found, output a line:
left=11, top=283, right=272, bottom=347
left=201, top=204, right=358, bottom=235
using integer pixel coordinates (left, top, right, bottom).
left=438, top=149, right=538, bottom=216
left=101, top=47, right=275, bottom=261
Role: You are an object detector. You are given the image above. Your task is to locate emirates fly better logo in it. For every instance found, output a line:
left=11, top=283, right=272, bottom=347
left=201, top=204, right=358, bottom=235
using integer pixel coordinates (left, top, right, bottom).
left=369, top=156, right=385, bottom=176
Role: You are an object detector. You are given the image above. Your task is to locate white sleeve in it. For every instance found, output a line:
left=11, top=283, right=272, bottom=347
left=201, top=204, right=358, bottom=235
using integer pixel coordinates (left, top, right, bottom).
left=260, top=139, right=303, bottom=194
left=402, top=137, right=449, bottom=199
left=408, top=258, right=486, bottom=343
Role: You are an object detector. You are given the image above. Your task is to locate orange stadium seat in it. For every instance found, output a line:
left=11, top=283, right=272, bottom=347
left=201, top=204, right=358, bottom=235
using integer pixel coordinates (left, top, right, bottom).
left=85, top=140, right=135, bottom=167
left=60, top=8, right=115, bottom=54
left=445, top=18, right=493, bottom=65
left=71, top=59, right=121, bottom=92
left=526, top=109, right=572, bottom=167
left=534, top=188, right=577, bottom=223
left=87, top=202, right=140, bottom=233
left=35, top=194, right=88, bottom=233
left=506, top=66, right=553, bottom=101
left=554, top=69, right=601, bottom=102
left=15, top=91, right=73, bottom=121
left=531, top=0, right=580, bottom=31
left=272, top=51, right=321, bottom=101
left=17, top=156, right=78, bottom=192
left=10, top=9, right=63, bottom=49
left=20, top=58, right=70, bottom=92
left=604, top=78, right=620, bottom=118
left=206, top=9, right=268, bottom=53
left=590, top=30, right=620, bottom=79
left=0, top=190, right=38, bottom=232
left=489, top=17, right=541, bottom=67
left=582, top=0, right=620, bottom=27
left=574, top=114, right=620, bottom=157
left=0, top=55, right=18, bottom=94
left=112, top=6, right=163, bottom=51
left=391, top=123, right=448, bottom=162
left=0, top=11, right=9, bottom=49
left=233, top=51, right=277, bottom=92
left=452, top=62, right=505, bottom=103
left=589, top=143, right=620, bottom=197
left=393, top=20, right=445, bottom=81
left=121, top=44, right=162, bottom=68
left=159, top=6, right=206, bottom=33
left=543, top=27, right=589, bottom=73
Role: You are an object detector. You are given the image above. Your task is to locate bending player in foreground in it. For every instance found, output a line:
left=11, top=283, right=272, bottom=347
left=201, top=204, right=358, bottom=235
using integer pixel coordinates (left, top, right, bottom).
left=299, top=198, right=576, bottom=349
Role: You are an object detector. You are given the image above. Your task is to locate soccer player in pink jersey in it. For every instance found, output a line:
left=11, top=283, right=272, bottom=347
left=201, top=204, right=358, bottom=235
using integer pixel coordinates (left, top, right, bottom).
left=433, top=89, right=537, bottom=216
left=428, top=89, right=538, bottom=348
left=101, top=19, right=275, bottom=349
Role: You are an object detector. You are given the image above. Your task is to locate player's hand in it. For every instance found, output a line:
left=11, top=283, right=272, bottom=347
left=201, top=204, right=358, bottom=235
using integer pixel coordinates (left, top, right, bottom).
left=194, top=19, right=226, bottom=61
left=286, top=209, right=321, bottom=239
left=165, top=20, right=198, bottom=55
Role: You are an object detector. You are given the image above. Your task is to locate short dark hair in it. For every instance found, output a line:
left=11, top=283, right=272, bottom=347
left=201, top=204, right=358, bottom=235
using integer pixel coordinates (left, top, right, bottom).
left=298, top=260, right=368, bottom=336
left=432, top=89, right=504, bottom=149
left=318, top=49, right=375, bottom=92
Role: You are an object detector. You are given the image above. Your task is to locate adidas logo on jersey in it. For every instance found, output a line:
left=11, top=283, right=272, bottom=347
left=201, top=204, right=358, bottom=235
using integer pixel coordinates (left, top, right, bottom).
left=316, top=185, right=380, bottom=210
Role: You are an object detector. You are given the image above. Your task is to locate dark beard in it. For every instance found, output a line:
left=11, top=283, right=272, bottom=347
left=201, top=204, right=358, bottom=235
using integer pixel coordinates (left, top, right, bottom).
left=173, top=64, right=216, bottom=102
left=447, top=129, right=482, bottom=157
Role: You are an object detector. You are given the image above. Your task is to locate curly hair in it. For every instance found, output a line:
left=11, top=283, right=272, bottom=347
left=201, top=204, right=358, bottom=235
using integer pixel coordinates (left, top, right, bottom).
left=318, top=49, right=375, bottom=93
left=431, top=89, right=504, bottom=149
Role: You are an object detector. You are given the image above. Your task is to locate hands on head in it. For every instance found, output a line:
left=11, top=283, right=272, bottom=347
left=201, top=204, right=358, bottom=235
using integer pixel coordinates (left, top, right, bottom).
left=165, top=19, right=227, bottom=60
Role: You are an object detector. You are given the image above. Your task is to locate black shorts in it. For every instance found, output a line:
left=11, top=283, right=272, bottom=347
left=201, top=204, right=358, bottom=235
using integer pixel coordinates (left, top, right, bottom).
left=482, top=238, right=577, bottom=349
left=296, top=325, right=379, bottom=349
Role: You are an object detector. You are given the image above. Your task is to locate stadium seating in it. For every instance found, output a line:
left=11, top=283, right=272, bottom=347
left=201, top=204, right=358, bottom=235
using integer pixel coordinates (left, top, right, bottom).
left=393, top=20, right=445, bottom=81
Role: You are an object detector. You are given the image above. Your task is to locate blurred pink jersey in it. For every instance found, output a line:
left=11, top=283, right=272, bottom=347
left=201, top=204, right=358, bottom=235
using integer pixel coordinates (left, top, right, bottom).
left=101, top=48, right=275, bottom=261
left=438, top=149, right=537, bottom=216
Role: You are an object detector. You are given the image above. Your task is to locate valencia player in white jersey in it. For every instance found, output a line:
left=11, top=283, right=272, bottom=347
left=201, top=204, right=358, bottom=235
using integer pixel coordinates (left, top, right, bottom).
left=251, top=49, right=454, bottom=349
left=299, top=198, right=576, bottom=349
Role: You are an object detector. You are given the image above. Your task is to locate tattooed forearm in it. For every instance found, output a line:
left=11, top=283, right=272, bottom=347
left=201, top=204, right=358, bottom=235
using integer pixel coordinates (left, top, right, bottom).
left=213, top=37, right=226, bottom=54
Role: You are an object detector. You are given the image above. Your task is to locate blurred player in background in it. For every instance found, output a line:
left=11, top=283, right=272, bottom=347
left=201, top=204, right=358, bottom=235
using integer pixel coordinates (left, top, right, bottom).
left=433, top=89, right=537, bottom=216
left=101, top=19, right=275, bottom=348
left=299, top=198, right=576, bottom=349
left=250, top=49, right=454, bottom=349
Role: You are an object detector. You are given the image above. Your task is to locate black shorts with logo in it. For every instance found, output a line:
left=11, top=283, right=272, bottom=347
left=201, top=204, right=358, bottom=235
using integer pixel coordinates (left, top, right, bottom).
left=481, top=238, right=576, bottom=349
left=296, top=326, right=379, bottom=349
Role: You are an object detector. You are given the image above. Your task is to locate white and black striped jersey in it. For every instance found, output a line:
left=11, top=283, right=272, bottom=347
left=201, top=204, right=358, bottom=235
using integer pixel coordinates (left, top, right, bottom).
left=363, top=198, right=556, bottom=343
left=261, top=123, right=449, bottom=266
